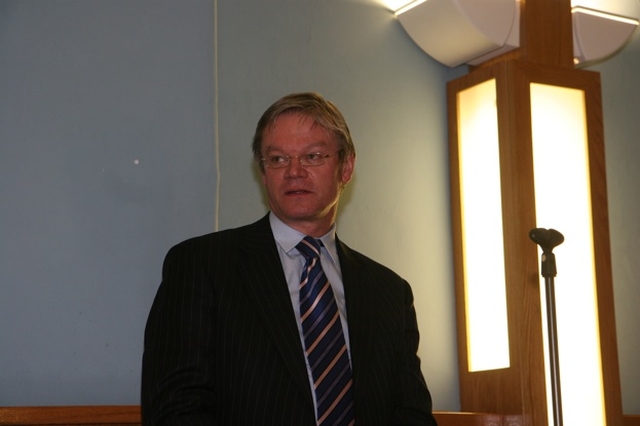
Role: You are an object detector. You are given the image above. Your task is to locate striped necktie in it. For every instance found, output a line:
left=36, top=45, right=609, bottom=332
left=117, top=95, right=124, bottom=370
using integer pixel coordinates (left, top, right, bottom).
left=297, top=236, right=355, bottom=426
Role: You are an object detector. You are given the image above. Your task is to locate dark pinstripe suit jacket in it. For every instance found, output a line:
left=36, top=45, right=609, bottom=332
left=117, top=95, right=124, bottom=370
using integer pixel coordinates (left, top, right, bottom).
left=141, top=215, right=436, bottom=425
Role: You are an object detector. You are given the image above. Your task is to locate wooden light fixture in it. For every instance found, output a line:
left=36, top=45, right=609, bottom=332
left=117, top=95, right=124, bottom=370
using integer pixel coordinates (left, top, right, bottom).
left=446, top=0, right=624, bottom=425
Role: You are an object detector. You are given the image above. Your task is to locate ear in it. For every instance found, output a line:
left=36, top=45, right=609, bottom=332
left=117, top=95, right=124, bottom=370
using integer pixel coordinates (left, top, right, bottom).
left=340, top=154, right=355, bottom=185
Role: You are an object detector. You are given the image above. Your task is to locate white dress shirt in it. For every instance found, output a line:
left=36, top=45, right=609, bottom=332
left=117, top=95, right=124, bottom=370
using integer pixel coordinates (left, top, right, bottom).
left=269, top=212, right=352, bottom=415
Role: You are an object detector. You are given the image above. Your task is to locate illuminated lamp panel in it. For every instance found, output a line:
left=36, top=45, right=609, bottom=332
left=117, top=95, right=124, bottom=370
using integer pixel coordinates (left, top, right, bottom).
left=457, top=79, right=510, bottom=372
left=530, top=83, right=605, bottom=426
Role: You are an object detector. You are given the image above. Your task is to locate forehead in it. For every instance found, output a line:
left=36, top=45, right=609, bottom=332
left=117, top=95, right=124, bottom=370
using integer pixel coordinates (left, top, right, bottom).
left=263, top=112, right=336, bottom=150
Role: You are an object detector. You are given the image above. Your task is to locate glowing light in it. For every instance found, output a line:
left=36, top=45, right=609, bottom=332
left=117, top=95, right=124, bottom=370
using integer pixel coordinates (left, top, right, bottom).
left=394, top=0, right=427, bottom=16
left=572, top=6, right=639, bottom=26
left=530, top=83, right=606, bottom=426
left=457, top=79, right=510, bottom=372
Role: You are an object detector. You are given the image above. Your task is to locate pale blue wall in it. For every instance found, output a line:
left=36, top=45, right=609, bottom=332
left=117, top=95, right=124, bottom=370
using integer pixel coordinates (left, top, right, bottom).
left=0, top=0, right=216, bottom=405
left=586, top=31, right=640, bottom=414
left=1, top=0, right=638, bottom=415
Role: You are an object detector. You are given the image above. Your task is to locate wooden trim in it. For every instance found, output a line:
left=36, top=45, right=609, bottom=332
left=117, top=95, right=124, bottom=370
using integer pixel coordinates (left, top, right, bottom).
left=447, top=61, right=549, bottom=426
left=519, top=0, right=574, bottom=67
left=0, top=406, right=141, bottom=425
left=434, top=411, right=525, bottom=426
left=0, top=406, right=637, bottom=426
left=625, top=415, right=640, bottom=426
left=0, top=407, right=523, bottom=426
left=509, top=61, right=624, bottom=426
left=447, top=58, right=624, bottom=425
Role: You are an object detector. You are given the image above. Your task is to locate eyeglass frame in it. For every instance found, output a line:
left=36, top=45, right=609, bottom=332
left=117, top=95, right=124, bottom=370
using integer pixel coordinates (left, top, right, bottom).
left=260, top=149, right=344, bottom=169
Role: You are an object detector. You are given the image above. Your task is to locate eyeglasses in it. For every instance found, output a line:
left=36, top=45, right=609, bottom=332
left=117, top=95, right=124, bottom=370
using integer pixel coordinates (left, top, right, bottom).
left=261, top=150, right=343, bottom=169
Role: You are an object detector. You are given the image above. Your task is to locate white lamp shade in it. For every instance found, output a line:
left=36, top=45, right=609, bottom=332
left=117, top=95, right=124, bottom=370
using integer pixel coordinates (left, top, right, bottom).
left=572, top=2, right=640, bottom=64
left=394, top=0, right=639, bottom=67
left=396, top=0, right=519, bottom=67
left=572, top=0, right=639, bottom=17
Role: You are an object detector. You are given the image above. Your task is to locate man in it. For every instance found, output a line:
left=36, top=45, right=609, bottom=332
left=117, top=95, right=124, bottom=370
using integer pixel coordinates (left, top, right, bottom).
left=141, top=92, right=437, bottom=425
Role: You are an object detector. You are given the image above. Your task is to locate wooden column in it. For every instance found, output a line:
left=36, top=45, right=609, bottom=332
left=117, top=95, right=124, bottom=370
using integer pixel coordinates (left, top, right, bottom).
left=448, top=0, right=623, bottom=425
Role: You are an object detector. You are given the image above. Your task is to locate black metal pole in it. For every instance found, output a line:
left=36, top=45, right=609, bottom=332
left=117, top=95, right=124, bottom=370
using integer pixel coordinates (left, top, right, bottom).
left=529, top=228, right=565, bottom=426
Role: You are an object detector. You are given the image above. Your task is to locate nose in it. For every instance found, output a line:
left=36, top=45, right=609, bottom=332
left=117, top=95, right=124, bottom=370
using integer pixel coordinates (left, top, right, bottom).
left=284, top=156, right=307, bottom=177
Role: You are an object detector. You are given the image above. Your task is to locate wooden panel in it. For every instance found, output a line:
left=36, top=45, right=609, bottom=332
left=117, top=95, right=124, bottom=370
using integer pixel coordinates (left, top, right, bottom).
left=509, top=60, right=624, bottom=426
left=448, top=58, right=624, bottom=425
left=434, top=411, right=524, bottom=426
left=625, top=415, right=640, bottom=426
left=0, top=407, right=523, bottom=426
left=447, top=61, right=548, bottom=426
left=0, top=406, right=141, bottom=426
left=520, top=0, right=574, bottom=67
left=0, top=406, right=637, bottom=426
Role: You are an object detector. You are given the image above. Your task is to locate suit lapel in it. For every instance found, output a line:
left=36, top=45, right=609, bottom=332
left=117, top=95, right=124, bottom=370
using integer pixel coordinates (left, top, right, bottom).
left=237, top=216, right=312, bottom=401
left=337, top=239, right=379, bottom=386
left=233, top=220, right=378, bottom=406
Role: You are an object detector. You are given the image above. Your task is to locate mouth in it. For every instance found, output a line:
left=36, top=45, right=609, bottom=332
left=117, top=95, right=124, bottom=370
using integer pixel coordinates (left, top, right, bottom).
left=285, top=189, right=311, bottom=195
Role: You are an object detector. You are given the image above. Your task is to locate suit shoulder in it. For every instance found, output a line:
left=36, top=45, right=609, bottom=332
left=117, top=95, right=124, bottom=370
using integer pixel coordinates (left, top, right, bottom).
left=164, top=218, right=266, bottom=261
left=167, top=228, right=234, bottom=255
left=339, top=241, right=407, bottom=284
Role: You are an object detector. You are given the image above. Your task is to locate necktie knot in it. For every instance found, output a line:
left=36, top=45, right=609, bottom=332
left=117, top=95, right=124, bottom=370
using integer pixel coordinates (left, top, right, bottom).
left=297, top=236, right=321, bottom=260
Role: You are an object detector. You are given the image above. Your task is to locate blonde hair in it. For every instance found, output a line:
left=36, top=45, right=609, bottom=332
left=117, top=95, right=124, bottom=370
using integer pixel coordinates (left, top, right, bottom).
left=252, top=92, right=356, bottom=171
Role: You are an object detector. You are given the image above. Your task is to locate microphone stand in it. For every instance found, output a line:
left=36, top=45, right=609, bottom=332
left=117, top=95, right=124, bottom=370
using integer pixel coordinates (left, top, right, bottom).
left=529, top=228, right=565, bottom=426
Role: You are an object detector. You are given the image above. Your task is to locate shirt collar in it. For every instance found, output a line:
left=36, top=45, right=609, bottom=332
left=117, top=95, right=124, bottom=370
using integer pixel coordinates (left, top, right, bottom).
left=269, top=212, right=339, bottom=264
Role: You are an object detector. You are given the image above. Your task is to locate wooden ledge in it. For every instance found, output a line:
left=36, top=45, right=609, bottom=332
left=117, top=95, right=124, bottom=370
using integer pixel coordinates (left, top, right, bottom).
left=434, top=411, right=524, bottom=425
left=0, top=406, right=141, bottom=425
left=0, top=407, right=520, bottom=426
left=625, top=414, right=640, bottom=426
left=0, top=406, right=638, bottom=426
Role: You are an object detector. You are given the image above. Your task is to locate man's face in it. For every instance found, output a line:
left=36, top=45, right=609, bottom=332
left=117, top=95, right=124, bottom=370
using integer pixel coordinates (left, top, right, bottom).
left=260, top=112, right=354, bottom=236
